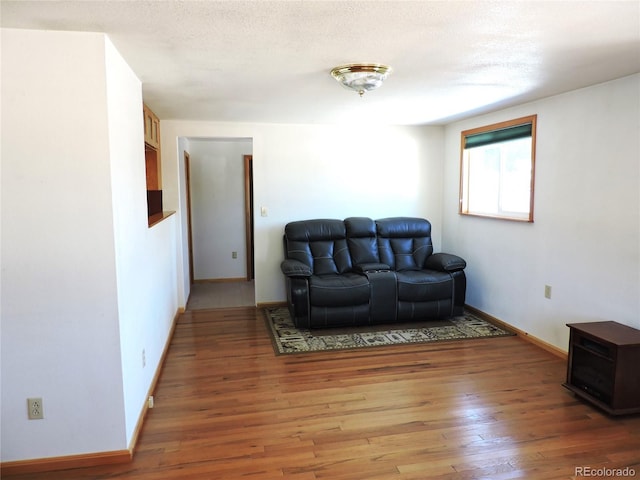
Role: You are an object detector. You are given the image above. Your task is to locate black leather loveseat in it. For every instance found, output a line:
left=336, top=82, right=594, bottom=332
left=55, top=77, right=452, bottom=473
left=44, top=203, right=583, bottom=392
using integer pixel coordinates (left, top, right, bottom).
left=280, top=217, right=467, bottom=328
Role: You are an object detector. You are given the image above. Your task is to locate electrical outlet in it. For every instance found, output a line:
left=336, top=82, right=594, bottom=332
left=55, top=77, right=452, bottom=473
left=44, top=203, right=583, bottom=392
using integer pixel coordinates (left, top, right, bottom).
left=27, top=398, right=44, bottom=420
left=544, top=285, right=552, bottom=299
left=232, top=251, right=238, bottom=259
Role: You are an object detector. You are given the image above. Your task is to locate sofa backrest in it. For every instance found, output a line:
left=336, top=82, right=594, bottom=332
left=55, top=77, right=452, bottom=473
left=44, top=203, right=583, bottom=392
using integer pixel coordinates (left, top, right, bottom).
left=376, top=217, right=434, bottom=271
left=284, top=219, right=352, bottom=274
left=344, top=217, right=380, bottom=266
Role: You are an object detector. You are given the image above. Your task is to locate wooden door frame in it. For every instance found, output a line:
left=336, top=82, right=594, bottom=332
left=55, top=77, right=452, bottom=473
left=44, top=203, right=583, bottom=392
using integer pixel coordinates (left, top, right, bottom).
left=243, top=155, right=254, bottom=281
left=184, top=151, right=195, bottom=285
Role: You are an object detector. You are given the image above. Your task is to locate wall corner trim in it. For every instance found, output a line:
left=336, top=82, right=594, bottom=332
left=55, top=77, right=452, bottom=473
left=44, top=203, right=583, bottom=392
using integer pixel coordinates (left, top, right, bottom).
left=0, top=450, right=132, bottom=476
left=465, top=304, right=568, bottom=360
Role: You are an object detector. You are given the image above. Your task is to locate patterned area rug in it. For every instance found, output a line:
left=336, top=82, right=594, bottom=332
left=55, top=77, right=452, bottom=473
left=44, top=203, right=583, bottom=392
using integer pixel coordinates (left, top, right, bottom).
left=264, top=307, right=514, bottom=355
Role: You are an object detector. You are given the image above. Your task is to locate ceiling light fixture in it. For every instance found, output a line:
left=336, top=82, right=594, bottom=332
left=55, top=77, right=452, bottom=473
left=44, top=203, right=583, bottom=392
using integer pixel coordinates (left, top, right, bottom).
left=330, top=63, right=393, bottom=97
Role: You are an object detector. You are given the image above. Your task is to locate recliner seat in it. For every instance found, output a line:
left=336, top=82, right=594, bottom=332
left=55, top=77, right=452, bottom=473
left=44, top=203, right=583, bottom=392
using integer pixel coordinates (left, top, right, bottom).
left=281, top=217, right=466, bottom=328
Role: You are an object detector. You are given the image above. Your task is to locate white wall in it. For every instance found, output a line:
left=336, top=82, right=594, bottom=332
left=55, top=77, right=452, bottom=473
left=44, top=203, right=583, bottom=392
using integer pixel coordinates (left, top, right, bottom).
left=189, top=139, right=252, bottom=280
left=1, top=29, right=126, bottom=460
left=442, top=74, right=640, bottom=351
left=1, top=29, right=179, bottom=462
left=105, top=39, right=179, bottom=446
left=161, top=122, right=445, bottom=305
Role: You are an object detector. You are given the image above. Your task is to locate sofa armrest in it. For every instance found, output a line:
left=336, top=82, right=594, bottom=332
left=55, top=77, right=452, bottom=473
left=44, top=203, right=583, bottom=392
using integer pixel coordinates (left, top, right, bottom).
left=425, top=253, right=466, bottom=272
left=353, top=263, right=391, bottom=273
left=281, top=259, right=312, bottom=277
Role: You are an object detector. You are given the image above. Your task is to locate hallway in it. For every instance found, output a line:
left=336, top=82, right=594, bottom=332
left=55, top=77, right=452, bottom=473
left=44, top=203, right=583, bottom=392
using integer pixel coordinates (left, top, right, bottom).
left=185, top=280, right=255, bottom=310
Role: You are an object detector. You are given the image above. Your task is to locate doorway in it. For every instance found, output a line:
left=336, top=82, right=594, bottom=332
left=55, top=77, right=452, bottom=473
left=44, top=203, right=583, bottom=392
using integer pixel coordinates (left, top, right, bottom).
left=184, top=138, right=255, bottom=309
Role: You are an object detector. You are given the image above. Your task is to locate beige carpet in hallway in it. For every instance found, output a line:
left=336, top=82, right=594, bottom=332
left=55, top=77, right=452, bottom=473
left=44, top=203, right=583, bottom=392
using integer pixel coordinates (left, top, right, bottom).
left=186, top=281, right=255, bottom=310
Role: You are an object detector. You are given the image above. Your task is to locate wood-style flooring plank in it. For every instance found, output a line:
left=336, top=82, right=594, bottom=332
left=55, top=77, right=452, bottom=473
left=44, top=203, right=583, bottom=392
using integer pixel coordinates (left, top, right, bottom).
left=4, top=306, right=640, bottom=480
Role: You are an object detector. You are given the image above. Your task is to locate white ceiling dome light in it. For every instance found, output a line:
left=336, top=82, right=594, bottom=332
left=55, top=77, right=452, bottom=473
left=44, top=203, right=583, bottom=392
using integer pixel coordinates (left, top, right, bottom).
left=330, top=63, right=393, bottom=97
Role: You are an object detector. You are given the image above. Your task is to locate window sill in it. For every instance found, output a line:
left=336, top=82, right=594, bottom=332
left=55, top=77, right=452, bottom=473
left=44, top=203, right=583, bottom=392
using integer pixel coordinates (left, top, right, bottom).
left=148, top=211, right=175, bottom=228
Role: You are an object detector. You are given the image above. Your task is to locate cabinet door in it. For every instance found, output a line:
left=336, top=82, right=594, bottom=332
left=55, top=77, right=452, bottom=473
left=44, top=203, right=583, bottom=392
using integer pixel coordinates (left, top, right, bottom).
left=143, top=104, right=160, bottom=149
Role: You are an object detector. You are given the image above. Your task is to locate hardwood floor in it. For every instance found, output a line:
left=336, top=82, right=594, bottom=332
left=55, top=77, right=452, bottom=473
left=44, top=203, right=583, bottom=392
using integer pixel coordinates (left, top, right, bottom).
left=6, top=307, right=640, bottom=479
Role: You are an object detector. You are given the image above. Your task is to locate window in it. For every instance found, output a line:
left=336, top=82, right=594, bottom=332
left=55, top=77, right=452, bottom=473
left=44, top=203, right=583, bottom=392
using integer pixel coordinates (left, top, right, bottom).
left=459, top=115, right=537, bottom=222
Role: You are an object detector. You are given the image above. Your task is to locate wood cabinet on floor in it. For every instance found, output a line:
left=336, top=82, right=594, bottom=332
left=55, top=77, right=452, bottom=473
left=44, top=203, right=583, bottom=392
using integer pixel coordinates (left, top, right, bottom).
left=564, top=321, right=640, bottom=415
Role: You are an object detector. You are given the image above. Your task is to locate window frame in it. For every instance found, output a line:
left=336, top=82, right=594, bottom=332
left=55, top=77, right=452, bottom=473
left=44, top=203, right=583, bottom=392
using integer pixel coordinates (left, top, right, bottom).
left=459, top=114, right=537, bottom=223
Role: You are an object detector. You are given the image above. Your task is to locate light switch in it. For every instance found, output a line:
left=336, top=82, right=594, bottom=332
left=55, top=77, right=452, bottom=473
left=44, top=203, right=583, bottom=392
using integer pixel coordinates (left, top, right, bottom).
left=261, top=206, right=268, bottom=217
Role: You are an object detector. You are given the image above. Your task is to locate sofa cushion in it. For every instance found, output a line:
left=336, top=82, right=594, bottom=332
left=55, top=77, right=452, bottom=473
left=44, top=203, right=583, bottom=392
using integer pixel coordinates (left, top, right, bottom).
left=309, top=273, right=370, bottom=307
left=310, top=304, right=371, bottom=327
left=376, top=217, right=434, bottom=270
left=397, top=299, right=453, bottom=320
left=396, top=270, right=453, bottom=301
left=284, top=219, right=352, bottom=274
left=345, top=217, right=380, bottom=266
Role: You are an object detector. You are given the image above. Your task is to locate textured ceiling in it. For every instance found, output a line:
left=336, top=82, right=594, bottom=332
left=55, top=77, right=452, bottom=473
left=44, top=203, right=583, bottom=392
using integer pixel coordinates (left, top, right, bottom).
left=2, top=0, right=639, bottom=125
